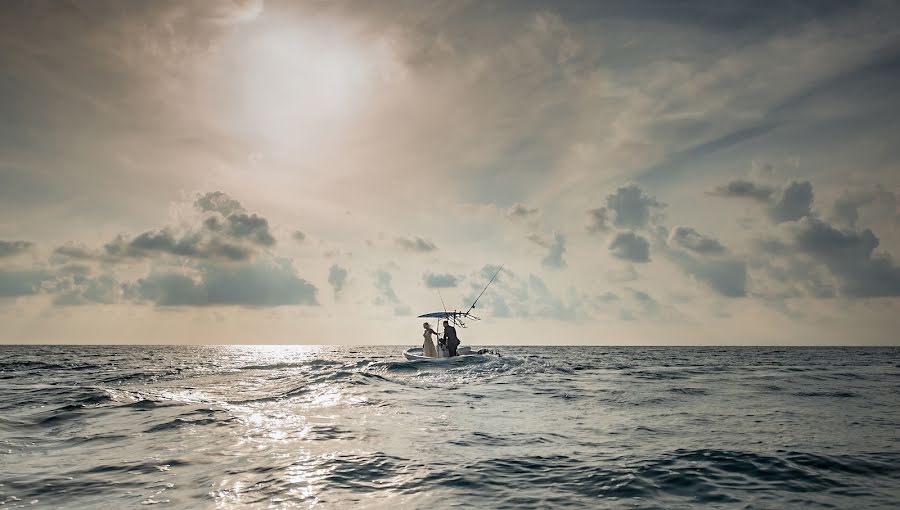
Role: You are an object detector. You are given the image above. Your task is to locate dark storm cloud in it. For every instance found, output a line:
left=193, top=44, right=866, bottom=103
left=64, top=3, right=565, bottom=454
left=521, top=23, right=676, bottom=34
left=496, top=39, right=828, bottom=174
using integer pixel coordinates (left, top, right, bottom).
left=423, top=272, right=459, bottom=288
left=542, top=232, right=567, bottom=269
left=328, top=264, right=348, bottom=297
left=133, top=258, right=318, bottom=307
left=791, top=217, right=900, bottom=297
left=0, top=240, right=33, bottom=258
left=707, top=180, right=775, bottom=202
left=605, top=184, right=664, bottom=229
left=770, top=181, right=814, bottom=223
left=669, top=226, right=726, bottom=254
left=395, top=236, right=437, bottom=252
left=609, top=231, right=651, bottom=263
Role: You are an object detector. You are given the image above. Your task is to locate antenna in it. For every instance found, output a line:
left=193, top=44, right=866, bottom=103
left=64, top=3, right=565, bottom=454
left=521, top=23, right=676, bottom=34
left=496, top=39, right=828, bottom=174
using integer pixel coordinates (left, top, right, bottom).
left=465, top=264, right=503, bottom=317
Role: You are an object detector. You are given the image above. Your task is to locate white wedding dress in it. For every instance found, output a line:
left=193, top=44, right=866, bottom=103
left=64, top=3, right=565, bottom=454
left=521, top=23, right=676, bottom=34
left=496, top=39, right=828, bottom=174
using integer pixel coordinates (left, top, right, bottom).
left=423, top=330, right=439, bottom=358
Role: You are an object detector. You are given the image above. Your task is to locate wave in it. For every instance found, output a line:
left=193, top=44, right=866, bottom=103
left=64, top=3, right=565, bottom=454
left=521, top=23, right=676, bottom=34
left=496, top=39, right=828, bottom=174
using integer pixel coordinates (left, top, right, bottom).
left=236, top=359, right=343, bottom=371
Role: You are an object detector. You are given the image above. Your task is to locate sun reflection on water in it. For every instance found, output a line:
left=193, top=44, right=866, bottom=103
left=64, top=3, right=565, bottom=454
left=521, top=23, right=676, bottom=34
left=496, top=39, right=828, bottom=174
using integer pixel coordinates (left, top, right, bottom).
left=208, top=345, right=361, bottom=508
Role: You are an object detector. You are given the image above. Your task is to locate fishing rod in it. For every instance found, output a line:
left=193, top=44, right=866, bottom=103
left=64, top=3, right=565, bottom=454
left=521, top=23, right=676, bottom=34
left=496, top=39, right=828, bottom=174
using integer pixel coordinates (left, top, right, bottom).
left=465, top=265, right=503, bottom=317
left=437, top=288, right=448, bottom=333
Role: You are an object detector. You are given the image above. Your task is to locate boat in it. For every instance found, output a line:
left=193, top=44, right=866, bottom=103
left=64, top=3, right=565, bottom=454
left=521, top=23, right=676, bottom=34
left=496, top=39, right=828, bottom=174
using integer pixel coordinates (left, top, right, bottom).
left=403, top=266, right=503, bottom=361
left=402, top=345, right=497, bottom=361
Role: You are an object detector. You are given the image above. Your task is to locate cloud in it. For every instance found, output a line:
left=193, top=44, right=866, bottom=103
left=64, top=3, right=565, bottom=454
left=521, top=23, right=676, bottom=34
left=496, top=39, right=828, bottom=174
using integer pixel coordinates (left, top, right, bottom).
left=790, top=217, right=900, bottom=297
left=663, top=226, right=746, bottom=297
left=203, top=213, right=276, bottom=246
left=373, top=270, right=411, bottom=315
left=526, top=274, right=579, bottom=320
left=0, top=269, right=53, bottom=297
left=0, top=240, right=33, bottom=258
left=131, top=272, right=208, bottom=307
left=132, top=258, right=318, bottom=307
left=609, top=231, right=651, bottom=263
left=458, top=265, right=582, bottom=320
left=220, top=213, right=276, bottom=246
left=506, top=203, right=539, bottom=221
left=770, top=180, right=814, bottom=223
left=394, top=236, right=437, bottom=252
left=666, top=249, right=748, bottom=297
left=832, top=187, right=898, bottom=228
left=707, top=180, right=775, bottom=202
left=586, top=207, right=610, bottom=233
left=542, top=232, right=567, bottom=268
left=102, top=230, right=253, bottom=262
left=195, top=191, right=244, bottom=217
left=55, top=191, right=274, bottom=264
left=328, top=264, right=348, bottom=297
left=628, top=288, right=659, bottom=316
left=292, top=230, right=306, bottom=243
left=52, top=244, right=95, bottom=261
left=709, top=179, right=815, bottom=224
left=423, top=272, right=459, bottom=288
left=668, top=226, right=726, bottom=254
left=605, top=184, right=664, bottom=229
left=53, top=274, right=122, bottom=306
left=373, top=270, right=400, bottom=305
left=526, top=233, right=548, bottom=247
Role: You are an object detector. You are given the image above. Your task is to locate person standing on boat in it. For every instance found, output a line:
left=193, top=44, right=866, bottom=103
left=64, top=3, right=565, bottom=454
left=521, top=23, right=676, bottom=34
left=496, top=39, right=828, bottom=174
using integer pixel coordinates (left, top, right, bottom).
left=422, top=323, right=439, bottom=358
left=442, top=320, right=460, bottom=357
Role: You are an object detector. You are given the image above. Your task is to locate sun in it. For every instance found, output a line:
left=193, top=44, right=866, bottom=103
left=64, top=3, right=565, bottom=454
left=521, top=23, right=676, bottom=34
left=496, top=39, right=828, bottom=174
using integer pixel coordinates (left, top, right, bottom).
left=235, top=23, right=373, bottom=149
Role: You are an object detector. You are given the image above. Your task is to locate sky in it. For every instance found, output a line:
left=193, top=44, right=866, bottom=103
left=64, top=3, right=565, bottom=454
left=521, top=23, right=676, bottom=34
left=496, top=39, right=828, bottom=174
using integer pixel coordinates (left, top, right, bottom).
left=1, top=0, right=899, bottom=345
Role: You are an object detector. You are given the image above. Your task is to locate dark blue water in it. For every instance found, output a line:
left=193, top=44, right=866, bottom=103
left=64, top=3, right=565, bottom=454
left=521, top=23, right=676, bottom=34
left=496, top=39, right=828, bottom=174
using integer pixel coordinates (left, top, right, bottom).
left=1, top=346, right=898, bottom=508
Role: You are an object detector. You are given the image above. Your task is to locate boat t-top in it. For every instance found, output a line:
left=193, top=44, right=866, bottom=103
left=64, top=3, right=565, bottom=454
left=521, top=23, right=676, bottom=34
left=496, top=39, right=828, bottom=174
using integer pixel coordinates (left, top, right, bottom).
left=403, top=266, right=503, bottom=362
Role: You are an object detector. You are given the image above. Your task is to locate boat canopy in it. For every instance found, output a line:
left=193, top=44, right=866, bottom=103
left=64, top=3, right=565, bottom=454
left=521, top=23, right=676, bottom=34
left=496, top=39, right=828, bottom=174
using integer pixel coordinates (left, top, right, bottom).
left=418, top=311, right=461, bottom=319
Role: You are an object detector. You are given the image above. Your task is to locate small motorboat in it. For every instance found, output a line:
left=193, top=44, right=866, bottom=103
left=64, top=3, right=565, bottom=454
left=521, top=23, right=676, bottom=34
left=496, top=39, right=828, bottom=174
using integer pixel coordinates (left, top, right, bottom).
left=403, top=266, right=503, bottom=362
left=403, top=346, right=499, bottom=362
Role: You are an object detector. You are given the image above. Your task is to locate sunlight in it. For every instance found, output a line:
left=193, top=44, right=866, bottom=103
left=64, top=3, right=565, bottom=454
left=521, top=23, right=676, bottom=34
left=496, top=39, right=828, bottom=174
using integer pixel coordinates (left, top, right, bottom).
left=238, top=24, right=373, bottom=149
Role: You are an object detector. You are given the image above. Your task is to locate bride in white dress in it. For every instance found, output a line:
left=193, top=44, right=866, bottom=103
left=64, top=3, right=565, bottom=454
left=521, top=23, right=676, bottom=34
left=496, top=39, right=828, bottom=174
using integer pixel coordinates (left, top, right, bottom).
left=422, top=322, right=440, bottom=357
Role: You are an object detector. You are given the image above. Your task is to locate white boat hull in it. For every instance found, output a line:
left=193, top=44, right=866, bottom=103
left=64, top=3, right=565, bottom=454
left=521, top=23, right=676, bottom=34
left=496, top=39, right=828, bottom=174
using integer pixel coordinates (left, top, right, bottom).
left=402, top=346, right=497, bottom=361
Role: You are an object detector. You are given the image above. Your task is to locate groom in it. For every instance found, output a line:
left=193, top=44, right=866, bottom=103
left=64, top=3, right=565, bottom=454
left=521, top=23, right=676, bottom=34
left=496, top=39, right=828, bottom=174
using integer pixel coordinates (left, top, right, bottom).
left=442, top=320, right=460, bottom=357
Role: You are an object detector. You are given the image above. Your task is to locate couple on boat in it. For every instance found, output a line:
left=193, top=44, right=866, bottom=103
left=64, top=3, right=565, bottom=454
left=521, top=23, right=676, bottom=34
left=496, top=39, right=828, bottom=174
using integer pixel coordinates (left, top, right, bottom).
left=422, top=321, right=460, bottom=358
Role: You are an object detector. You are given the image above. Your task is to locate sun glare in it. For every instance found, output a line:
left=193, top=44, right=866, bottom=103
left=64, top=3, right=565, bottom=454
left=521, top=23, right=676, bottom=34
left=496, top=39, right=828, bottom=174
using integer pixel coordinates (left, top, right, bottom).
left=238, top=25, right=373, bottom=149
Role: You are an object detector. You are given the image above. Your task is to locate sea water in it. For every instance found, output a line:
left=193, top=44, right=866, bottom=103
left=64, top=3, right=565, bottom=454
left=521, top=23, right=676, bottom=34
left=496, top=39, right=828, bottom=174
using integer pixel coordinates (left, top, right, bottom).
left=1, top=345, right=898, bottom=508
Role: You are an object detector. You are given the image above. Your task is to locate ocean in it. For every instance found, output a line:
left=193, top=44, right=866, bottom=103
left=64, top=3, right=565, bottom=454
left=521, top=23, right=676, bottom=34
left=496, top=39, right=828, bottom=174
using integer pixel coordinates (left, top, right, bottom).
left=1, top=345, right=898, bottom=509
